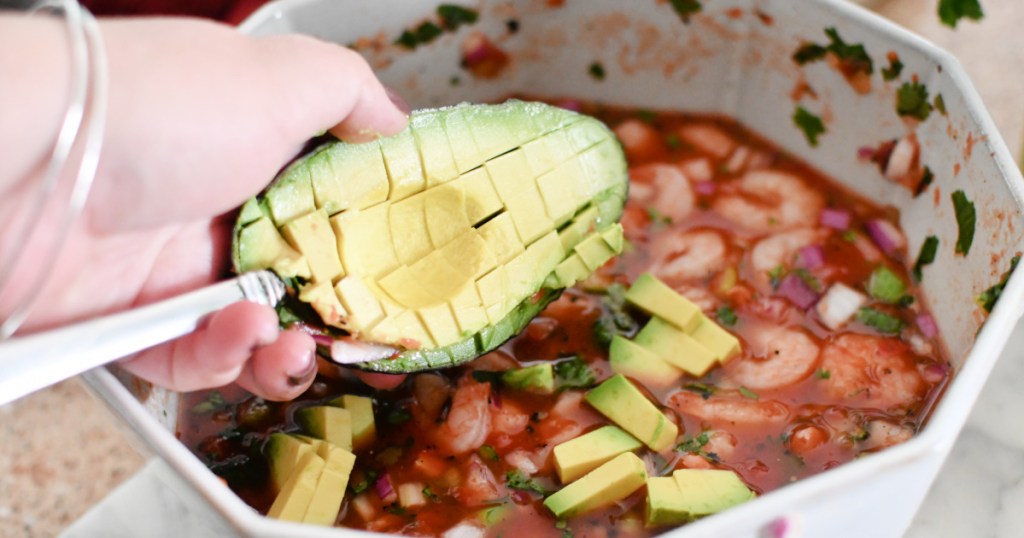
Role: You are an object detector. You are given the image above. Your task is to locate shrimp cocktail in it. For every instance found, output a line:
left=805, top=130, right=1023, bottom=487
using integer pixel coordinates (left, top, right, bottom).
left=179, top=101, right=950, bottom=537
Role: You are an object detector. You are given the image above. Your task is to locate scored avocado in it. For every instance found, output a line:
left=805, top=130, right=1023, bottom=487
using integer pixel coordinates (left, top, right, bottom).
left=232, top=100, right=628, bottom=373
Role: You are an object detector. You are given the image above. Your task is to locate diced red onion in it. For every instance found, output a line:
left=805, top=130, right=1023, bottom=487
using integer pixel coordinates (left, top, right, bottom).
left=462, top=42, right=492, bottom=65
left=375, top=473, right=396, bottom=503
left=819, top=208, right=851, bottom=230
left=916, top=313, right=939, bottom=338
left=555, top=99, right=582, bottom=112
left=864, top=219, right=906, bottom=255
left=490, top=389, right=502, bottom=409
left=797, top=245, right=825, bottom=269
left=922, top=363, right=949, bottom=383
left=694, top=180, right=716, bottom=195
left=310, top=333, right=334, bottom=347
left=778, top=274, right=819, bottom=309
left=857, top=146, right=875, bottom=160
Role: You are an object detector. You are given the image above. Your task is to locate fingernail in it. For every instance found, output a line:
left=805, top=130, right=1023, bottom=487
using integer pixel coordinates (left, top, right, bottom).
left=385, top=85, right=411, bottom=115
left=286, top=350, right=318, bottom=387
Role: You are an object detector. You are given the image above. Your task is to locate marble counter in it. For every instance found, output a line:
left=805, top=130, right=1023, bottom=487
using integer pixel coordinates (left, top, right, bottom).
left=2, top=0, right=1023, bottom=536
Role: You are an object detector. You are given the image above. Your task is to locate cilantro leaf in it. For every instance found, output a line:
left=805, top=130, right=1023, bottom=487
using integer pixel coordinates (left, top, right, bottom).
left=881, top=56, right=904, bottom=81
left=793, top=43, right=827, bottom=65
left=738, top=386, right=759, bottom=400
left=823, top=27, right=873, bottom=75
left=669, top=0, right=702, bottom=23
left=190, top=390, right=226, bottom=414
left=437, top=4, right=478, bottom=30
left=915, top=166, right=935, bottom=196
left=977, top=255, right=1020, bottom=313
left=591, top=283, right=638, bottom=348
left=505, top=469, right=546, bottom=495
left=896, top=81, right=933, bottom=121
left=867, top=266, right=907, bottom=304
left=934, top=94, right=947, bottom=115
left=793, top=106, right=825, bottom=147
left=951, top=190, right=976, bottom=255
left=857, top=307, right=904, bottom=334
left=479, top=445, right=499, bottom=462
left=395, top=21, right=444, bottom=49
left=588, top=62, right=606, bottom=80
left=938, top=0, right=984, bottom=28
left=676, top=431, right=710, bottom=453
left=684, top=382, right=716, bottom=399
left=912, top=235, right=939, bottom=282
left=716, top=306, right=738, bottom=327
left=554, top=357, right=596, bottom=390
left=815, top=369, right=831, bottom=380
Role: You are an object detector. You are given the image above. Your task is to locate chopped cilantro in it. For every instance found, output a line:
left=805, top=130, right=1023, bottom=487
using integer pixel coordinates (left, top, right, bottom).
left=646, top=207, right=672, bottom=225
left=437, top=4, right=478, bottom=30
left=952, top=190, right=976, bottom=255
left=881, top=56, right=904, bottom=81
left=938, top=0, right=984, bottom=28
left=506, top=469, right=546, bottom=495
left=934, top=94, right=947, bottom=115
left=842, top=230, right=857, bottom=242
left=896, top=81, right=933, bottom=121
left=684, top=382, right=716, bottom=399
left=916, top=166, right=935, bottom=196
left=562, top=529, right=573, bottom=538
left=471, top=369, right=505, bottom=385
left=395, top=21, right=443, bottom=49
left=190, top=391, right=226, bottom=414
left=738, top=386, right=759, bottom=400
left=676, top=431, right=710, bottom=453
left=591, top=283, right=638, bottom=348
left=912, top=235, right=940, bottom=281
left=823, top=27, right=873, bottom=75
left=815, top=369, right=831, bottom=380
left=449, top=76, right=461, bottom=86
left=479, top=445, right=499, bottom=461
left=636, top=110, right=657, bottom=123
left=554, top=357, right=597, bottom=390
left=857, top=307, right=904, bottom=334
left=867, top=266, right=907, bottom=304
left=665, top=133, right=682, bottom=149
left=716, top=306, right=738, bottom=327
left=977, top=255, right=1020, bottom=313
left=793, top=106, right=825, bottom=147
left=793, top=43, right=827, bottom=65
left=768, top=265, right=786, bottom=289
left=588, top=62, right=606, bottom=80
left=422, top=486, right=439, bottom=502
left=352, top=479, right=370, bottom=494
left=669, top=0, right=702, bottom=23
left=386, top=408, right=412, bottom=424
left=794, top=267, right=823, bottom=292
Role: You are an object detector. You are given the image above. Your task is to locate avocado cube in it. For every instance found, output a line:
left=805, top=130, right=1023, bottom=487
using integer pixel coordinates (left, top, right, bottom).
left=690, top=315, right=741, bottom=363
left=449, top=282, right=488, bottom=335
left=543, top=452, right=647, bottom=518
left=329, top=395, right=376, bottom=452
left=625, top=273, right=702, bottom=333
left=542, top=127, right=576, bottom=165
left=564, top=119, right=608, bottom=152
left=302, top=443, right=356, bottom=525
left=672, top=469, right=756, bottom=517
left=485, top=148, right=531, bottom=201
left=553, top=425, right=643, bottom=483
left=291, top=434, right=326, bottom=451
left=334, top=276, right=385, bottom=334
left=295, top=406, right=353, bottom=451
left=460, top=167, right=503, bottom=226
left=504, top=182, right=554, bottom=245
left=265, top=433, right=315, bottom=493
left=266, top=452, right=325, bottom=521
left=237, top=218, right=310, bottom=278
left=416, top=303, right=461, bottom=350
left=579, top=139, right=628, bottom=194
left=441, top=106, right=485, bottom=174
left=548, top=154, right=593, bottom=205
left=635, top=318, right=717, bottom=377
left=313, top=141, right=389, bottom=213
left=600, top=223, right=624, bottom=253
left=297, top=281, right=348, bottom=328
left=646, top=476, right=690, bottom=526
left=424, top=181, right=470, bottom=248
left=265, top=163, right=316, bottom=225
left=441, top=229, right=498, bottom=280
left=332, top=203, right=400, bottom=279
left=609, top=335, right=684, bottom=390
left=522, top=136, right=557, bottom=176
left=478, top=213, right=524, bottom=264
left=537, top=164, right=581, bottom=226
left=379, top=128, right=425, bottom=202
left=574, top=232, right=616, bottom=271
left=391, top=309, right=436, bottom=349
left=281, top=209, right=344, bottom=283
left=237, top=197, right=266, bottom=227
left=584, top=374, right=678, bottom=452
left=468, top=104, right=534, bottom=162
left=410, top=111, right=459, bottom=187
left=558, top=206, right=599, bottom=252
left=478, top=504, right=513, bottom=527
left=502, top=363, right=555, bottom=395
left=388, top=193, right=433, bottom=265
left=477, top=266, right=513, bottom=325
left=551, top=254, right=590, bottom=288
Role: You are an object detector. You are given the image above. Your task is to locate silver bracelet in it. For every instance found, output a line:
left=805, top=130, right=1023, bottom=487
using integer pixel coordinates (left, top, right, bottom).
left=0, top=0, right=108, bottom=338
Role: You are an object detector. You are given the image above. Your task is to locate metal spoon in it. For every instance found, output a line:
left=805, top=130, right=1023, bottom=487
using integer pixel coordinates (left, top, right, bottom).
left=0, top=270, right=393, bottom=406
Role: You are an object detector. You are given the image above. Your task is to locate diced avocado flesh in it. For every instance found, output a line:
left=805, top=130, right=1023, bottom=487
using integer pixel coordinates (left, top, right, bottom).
left=265, top=433, right=315, bottom=492
left=635, top=317, right=718, bottom=377
left=671, top=469, right=756, bottom=518
left=585, top=374, right=678, bottom=452
left=295, top=406, right=353, bottom=450
left=609, top=335, right=685, bottom=389
left=329, top=395, right=376, bottom=452
left=502, top=363, right=555, bottom=394
left=646, top=476, right=691, bottom=526
left=232, top=100, right=627, bottom=373
left=543, top=452, right=648, bottom=518
left=553, top=425, right=644, bottom=483
left=267, top=452, right=325, bottom=521
left=302, top=443, right=356, bottom=525
left=625, top=273, right=702, bottom=333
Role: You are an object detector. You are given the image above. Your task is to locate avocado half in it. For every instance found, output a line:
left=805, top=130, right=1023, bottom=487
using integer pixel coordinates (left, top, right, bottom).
left=232, top=100, right=628, bottom=373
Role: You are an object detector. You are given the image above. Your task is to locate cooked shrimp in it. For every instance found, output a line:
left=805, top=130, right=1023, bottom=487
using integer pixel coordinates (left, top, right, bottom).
left=678, top=123, right=736, bottom=159
left=713, top=170, right=825, bottom=233
left=648, top=228, right=728, bottom=283
left=704, top=430, right=738, bottom=459
left=436, top=378, right=492, bottom=456
left=491, top=400, right=530, bottom=445
left=628, top=163, right=696, bottom=222
left=455, top=454, right=504, bottom=507
left=614, top=119, right=662, bottom=161
left=723, top=325, right=821, bottom=390
left=819, top=334, right=927, bottom=410
left=750, top=228, right=830, bottom=290
left=669, top=391, right=790, bottom=426
left=860, top=420, right=914, bottom=450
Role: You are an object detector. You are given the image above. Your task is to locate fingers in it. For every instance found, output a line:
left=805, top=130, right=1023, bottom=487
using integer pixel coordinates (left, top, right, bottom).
left=235, top=329, right=317, bottom=401
left=120, top=301, right=278, bottom=392
left=352, top=370, right=408, bottom=390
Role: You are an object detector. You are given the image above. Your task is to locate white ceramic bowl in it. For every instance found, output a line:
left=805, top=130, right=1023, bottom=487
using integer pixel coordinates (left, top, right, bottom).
left=84, top=0, right=1024, bottom=536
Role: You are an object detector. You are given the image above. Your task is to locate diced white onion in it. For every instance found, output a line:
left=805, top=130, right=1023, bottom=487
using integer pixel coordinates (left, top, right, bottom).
left=815, top=283, right=867, bottom=330
left=505, top=450, right=539, bottom=475
left=680, top=158, right=713, bottom=182
left=884, top=135, right=918, bottom=181
left=398, top=482, right=427, bottom=508
left=350, top=493, right=377, bottom=521
left=443, top=522, right=486, bottom=538
left=725, top=145, right=751, bottom=174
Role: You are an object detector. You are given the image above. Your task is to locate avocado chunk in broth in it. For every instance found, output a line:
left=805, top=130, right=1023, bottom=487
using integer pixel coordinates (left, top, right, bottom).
left=233, top=101, right=628, bottom=372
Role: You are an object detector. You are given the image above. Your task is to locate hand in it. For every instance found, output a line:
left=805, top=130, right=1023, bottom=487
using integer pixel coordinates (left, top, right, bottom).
left=0, top=16, right=409, bottom=399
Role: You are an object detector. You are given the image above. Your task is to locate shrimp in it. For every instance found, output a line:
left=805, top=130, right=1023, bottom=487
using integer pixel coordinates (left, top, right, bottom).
left=723, top=325, right=821, bottom=390
left=455, top=454, right=505, bottom=507
left=490, top=401, right=530, bottom=448
left=647, top=228, right=729, bottom=284
left=628, top=163, right=696, bottom=223
left=750, top=228, right=830, bottom=290
left=435, top=378, right=492, bottom=455
left=614, top=119, right=662, bottom=161
left=678, top=123, right=737, bottom=159
left=669, top=390, right=790, bottom=426
left=860, top=420, right=914, bottom=450
left=819, top=333, right=927, bottom=411
left=712, top=170, right=825, bottom=233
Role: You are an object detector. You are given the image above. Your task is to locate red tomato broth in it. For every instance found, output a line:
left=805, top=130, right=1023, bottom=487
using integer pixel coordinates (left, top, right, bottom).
left=178, top=105, right=949, bottom=537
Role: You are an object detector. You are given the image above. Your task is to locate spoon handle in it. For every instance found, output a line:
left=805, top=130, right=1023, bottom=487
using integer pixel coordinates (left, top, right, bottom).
left=0, top=270, right=284, bottom=406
